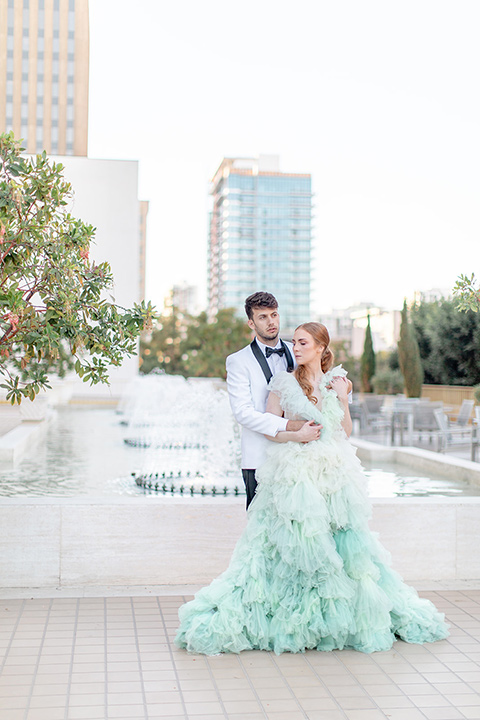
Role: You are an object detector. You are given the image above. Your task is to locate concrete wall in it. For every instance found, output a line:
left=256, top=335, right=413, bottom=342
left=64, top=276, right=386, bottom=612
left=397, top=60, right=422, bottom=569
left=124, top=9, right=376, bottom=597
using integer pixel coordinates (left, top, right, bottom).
left=353, top=438, right=480, bottom=486
left=55, top=156, right=143, bottom=382
left=1, top=496, right=479, bottom=589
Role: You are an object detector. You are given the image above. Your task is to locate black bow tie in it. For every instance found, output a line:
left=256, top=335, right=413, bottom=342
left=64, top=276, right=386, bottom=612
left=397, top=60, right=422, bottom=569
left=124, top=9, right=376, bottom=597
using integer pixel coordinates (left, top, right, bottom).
left=266, top=346, right=285, bottom=358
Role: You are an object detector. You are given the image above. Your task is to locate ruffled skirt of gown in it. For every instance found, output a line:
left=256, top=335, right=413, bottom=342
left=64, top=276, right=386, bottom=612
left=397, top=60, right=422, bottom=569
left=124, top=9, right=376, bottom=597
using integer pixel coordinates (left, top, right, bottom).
left=175, top=435, right=449, bottom=655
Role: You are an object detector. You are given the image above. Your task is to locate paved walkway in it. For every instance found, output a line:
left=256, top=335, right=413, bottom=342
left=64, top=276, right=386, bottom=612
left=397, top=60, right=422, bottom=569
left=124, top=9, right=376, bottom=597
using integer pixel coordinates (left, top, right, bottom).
left=1, top=587, right=480, bottom=720
left=1, top=404, right=479, bottom=719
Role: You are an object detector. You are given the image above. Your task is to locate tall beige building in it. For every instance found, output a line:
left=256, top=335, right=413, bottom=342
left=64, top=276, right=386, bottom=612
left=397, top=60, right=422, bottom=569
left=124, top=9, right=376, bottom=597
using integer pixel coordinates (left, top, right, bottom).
left=0, top=0, right=89, bottom=156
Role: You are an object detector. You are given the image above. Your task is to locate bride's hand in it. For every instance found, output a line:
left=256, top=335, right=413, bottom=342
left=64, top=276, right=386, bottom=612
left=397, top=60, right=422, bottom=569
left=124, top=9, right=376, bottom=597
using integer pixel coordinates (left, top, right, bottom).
left=296, top=420, right=322, bottom=443
left=330, top=376, right=351, bottom=400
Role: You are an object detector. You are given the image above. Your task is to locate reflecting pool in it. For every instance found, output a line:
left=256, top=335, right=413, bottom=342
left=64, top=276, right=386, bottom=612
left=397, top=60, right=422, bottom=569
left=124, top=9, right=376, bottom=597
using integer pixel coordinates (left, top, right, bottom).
left=0, top=375, right=478, bottom=498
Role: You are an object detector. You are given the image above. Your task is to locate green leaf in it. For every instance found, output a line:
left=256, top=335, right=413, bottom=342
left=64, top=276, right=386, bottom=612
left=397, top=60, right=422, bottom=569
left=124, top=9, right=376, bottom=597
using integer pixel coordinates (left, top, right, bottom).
left=0, top=130, right=158, bottom=397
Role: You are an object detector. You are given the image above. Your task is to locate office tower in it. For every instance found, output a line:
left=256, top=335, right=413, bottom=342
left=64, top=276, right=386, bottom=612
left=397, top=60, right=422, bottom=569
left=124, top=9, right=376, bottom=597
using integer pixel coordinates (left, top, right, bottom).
left=0, top=0, right=89, bottom=156
left=208, top=155, right=312, bottom=333
left=165, top=283, right=199, bottom=316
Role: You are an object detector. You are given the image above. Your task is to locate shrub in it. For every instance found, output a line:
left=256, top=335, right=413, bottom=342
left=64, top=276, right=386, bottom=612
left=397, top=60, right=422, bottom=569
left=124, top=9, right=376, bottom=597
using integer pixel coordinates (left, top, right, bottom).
left=372, top=369, right=405, bottom=395
left=398, top=300, right=424, bottom=397
left=360, top=314, right=375, bottom=393
left=474, top=384, right=480, bottom=405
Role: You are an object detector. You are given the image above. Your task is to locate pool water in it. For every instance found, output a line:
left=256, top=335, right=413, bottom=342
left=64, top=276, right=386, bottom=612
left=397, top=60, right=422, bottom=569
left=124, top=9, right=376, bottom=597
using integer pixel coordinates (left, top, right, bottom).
left=362, top=460, right=480, bottom=498
left=0, top=407, right=135, bottom=497
left=0, top=400, right=478, bottom=498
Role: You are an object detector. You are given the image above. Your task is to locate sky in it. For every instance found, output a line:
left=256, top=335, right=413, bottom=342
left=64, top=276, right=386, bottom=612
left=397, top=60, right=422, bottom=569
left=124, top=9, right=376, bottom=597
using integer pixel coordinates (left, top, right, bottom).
left=87, top=0, right=480, bottom=316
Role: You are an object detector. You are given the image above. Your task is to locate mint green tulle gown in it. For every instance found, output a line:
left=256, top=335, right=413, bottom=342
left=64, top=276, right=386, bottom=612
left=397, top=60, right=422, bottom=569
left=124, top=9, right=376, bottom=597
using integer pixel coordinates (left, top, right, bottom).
left=175, top=367, right=449, bottom=655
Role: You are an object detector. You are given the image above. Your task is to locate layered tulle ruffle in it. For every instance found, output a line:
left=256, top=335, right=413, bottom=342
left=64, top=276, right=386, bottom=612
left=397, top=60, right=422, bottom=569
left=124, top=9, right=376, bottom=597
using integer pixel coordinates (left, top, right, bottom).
left=175, top=372, right=449, bottom=655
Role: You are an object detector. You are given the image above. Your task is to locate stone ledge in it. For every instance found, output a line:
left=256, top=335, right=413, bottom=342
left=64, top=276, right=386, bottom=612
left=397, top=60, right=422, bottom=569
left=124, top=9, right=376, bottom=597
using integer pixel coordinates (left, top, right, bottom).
left=0, top=497, right=479, bottom=588
left=352, top=437, right=480, bottom=486
left=2, top=578, right=480, bottom=599
left=0, top=415, right=52, bottom=465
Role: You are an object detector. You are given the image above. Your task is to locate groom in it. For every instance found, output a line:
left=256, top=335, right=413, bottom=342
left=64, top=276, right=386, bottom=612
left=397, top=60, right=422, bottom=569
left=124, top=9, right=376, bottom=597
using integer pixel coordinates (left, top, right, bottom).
left=226, top=292, right=310, bottom=509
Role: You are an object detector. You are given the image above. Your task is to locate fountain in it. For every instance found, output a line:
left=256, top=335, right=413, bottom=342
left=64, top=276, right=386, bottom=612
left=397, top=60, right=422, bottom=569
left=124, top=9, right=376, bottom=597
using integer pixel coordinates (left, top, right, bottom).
left=0, top=373, right=479, bottom=497
left=0, top=373, right=479, bottom=588
left=118, top=374, right=243, bottom=496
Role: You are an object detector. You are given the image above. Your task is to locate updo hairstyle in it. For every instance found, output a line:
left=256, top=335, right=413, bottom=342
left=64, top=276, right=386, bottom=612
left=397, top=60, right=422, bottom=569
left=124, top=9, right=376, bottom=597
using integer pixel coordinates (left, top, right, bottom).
left=294, top=322, right=334, bottom=405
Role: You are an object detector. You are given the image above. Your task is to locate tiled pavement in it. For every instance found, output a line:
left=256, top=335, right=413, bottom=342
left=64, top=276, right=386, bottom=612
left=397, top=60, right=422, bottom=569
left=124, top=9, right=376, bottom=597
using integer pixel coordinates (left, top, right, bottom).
left=1, top=589, right=480, bottom=720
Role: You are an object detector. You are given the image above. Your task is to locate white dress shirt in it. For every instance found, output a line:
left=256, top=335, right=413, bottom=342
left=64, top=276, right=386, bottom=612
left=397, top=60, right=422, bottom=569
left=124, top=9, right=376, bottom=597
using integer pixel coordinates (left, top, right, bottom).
left=255, top=338, right=290, bottom=376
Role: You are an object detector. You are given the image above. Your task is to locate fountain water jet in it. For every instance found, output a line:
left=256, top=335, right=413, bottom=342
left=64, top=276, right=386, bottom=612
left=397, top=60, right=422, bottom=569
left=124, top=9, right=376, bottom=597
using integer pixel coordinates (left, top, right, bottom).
left=120, top=374, right=243, bottom=496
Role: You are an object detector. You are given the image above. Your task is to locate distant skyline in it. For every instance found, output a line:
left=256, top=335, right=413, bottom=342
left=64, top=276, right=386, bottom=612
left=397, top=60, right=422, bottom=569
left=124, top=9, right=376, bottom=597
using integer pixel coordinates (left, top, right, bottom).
left=87, top=0, right=479, bottom=316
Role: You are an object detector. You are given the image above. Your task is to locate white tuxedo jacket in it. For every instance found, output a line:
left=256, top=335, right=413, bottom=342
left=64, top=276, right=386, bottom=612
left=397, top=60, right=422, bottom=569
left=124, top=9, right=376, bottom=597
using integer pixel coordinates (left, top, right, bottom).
left=226, top=341, right=294, bottom=470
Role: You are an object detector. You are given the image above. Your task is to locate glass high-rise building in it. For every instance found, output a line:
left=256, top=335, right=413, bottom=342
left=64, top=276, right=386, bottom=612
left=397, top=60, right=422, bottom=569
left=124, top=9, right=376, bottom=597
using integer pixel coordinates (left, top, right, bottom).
left=0, top=0, right=89, bottom=156
left=208, top=155, right=312, bottom=333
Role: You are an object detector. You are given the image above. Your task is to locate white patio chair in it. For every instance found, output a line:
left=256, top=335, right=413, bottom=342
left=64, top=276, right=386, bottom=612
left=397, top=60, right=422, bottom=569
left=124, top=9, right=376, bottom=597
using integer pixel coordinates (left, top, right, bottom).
left=360, top=396, right=390, bottom=433
left=434, top=408, right=479, bottom=461
left=412, top=402, right=444, bottom=444
left=451, top=399, right=474, bottom=427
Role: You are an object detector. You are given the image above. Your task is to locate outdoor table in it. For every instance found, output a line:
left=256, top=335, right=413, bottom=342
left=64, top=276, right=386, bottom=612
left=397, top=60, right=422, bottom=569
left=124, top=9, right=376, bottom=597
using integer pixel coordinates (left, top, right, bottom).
left=388, top=406, right=414, bottom=445
left=389, top=404, right=454, bottom=447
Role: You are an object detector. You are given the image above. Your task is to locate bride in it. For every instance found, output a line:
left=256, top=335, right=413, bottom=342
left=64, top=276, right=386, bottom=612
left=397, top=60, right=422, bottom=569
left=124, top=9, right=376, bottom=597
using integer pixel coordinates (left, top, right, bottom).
left=175, top=322, right=449, bottom=655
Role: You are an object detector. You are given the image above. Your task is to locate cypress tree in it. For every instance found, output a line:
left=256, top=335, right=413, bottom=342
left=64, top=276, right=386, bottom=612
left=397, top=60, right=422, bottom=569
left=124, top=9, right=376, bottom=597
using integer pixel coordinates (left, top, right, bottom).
left=398, top=300, right=424, bottom=397
left=360, top=314, right=376, bottom=393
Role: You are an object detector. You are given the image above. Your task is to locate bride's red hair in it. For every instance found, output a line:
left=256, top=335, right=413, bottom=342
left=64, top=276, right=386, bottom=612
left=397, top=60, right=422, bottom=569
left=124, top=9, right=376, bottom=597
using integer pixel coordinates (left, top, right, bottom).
left=293, top=322, right=334, bottom=405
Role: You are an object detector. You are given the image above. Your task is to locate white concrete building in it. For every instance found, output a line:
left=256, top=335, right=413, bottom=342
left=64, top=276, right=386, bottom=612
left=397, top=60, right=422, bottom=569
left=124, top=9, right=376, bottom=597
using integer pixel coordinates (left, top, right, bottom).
left=54, top=155, right=146, bottom=391
left=350, top=307, right=401, bottom=357
left=165, top=283, right=201, bottom=316
left=320, top=303, right=401, bottom=358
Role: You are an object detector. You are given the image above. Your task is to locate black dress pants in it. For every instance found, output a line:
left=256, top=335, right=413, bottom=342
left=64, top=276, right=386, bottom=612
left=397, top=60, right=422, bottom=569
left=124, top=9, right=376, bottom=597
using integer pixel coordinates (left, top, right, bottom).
left=242, top=469, right=257, bottom=510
